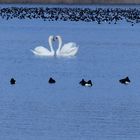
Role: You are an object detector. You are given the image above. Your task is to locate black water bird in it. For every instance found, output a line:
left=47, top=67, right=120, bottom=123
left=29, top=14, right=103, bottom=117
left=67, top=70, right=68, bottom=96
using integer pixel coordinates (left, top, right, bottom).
left=119, top=76, right=130, bottom=85
left=79, top=79, right=86, bottom=86
left=79, top=79, right=92, bottom=87
left=10, top=78, right=16, bottom=85
left=86, top=80, right=93, bottom=87
left=48, top=77, right=56, bottom=84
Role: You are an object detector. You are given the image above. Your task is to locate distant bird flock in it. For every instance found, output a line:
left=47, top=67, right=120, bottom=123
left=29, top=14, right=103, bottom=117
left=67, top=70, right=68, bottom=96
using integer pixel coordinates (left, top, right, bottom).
left=0, top=7, right=140, bottom=25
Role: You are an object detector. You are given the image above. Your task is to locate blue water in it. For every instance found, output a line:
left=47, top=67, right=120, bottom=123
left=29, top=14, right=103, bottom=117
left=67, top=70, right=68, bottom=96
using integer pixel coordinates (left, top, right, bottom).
left=0, top=4, right=140, bottom=140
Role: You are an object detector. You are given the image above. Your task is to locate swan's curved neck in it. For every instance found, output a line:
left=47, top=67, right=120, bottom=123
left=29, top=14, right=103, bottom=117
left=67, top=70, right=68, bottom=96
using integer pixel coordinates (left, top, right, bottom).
left=56, top=36, right=62, bottom=54
left=48, top=37, right=54, bottom=53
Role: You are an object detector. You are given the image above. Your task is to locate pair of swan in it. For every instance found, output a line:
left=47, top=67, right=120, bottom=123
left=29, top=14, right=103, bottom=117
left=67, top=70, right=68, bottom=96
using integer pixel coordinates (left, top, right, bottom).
left=31, top=35, right=79, bottom=57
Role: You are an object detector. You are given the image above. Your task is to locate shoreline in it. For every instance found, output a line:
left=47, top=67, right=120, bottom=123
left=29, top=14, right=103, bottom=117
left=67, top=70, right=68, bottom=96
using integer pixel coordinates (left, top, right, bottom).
left=0, top=0, right=140, bottom=4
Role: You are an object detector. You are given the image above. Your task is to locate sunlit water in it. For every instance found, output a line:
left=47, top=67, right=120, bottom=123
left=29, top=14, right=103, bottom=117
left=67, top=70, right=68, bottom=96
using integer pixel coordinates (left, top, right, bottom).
left=0, top=4, right=140, bottom=140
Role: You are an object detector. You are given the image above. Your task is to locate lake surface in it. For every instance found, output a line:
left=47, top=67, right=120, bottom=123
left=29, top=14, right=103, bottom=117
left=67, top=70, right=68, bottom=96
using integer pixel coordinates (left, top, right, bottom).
left=0, top=4, right=140, bottom=140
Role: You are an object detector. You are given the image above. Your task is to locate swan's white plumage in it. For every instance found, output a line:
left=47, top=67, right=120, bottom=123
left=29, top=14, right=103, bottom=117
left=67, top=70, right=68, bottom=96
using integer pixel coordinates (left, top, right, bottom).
left=31, top=46, right=52, bottom=55
left=56, top=36, right=79, bottom=57
left=31, top=35, right=55, bottom=57
left=60, top=42, right=78, bottom=53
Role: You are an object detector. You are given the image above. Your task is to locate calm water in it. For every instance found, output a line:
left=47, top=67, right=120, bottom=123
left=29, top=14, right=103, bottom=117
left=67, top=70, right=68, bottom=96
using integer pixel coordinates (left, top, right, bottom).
left=0, top=4, right=140, bottom=140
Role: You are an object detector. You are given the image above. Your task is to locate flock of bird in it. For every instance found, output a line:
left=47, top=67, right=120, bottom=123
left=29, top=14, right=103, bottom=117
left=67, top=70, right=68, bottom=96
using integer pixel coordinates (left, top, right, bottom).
left=5, top=6, right=133, bottom=87
left=8, top=33, right=130, bottom=86
left=9, top=34, right=131, bottom=87
left=10, top=76, right=131, bottom=87
left=0, top=7, right=140, bottom=25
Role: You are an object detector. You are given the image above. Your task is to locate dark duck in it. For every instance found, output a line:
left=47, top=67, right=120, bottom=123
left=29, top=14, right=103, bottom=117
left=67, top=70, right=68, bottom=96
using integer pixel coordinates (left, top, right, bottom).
left=119, top=76, right=130, bottom=85
left=48, top=77, right=56, bottom=84
left=10, top=78, right=16, bottom=85
left=79, top=79, right=92, bottom=87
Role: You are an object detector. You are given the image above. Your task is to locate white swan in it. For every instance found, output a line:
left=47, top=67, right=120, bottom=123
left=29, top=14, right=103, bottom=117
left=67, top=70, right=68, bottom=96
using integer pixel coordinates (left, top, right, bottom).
left=31, top=35, right=55, bottom=57
left=56, top=35, right=79, bottom=57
